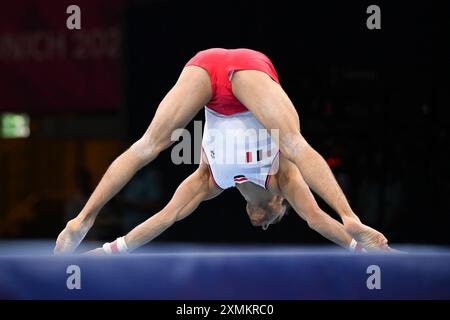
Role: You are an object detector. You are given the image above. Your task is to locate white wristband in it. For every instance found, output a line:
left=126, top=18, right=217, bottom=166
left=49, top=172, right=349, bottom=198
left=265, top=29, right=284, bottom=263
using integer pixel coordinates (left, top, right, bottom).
left=117, top=236, right=129, bottom=253
left=102, top=242, right=112, bottom=254
left=348, top=239, right=358, bottom=251
left=102, top=237, right=129, bottom=254
left=348, top=239, right=367, bottom=252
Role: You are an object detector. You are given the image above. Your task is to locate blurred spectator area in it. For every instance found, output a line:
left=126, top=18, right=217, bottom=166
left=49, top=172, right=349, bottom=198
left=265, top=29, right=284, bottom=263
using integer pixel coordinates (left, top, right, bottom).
left=0, top=0, right=448, bottom=244
left=0, top=113, right=125, bottom=238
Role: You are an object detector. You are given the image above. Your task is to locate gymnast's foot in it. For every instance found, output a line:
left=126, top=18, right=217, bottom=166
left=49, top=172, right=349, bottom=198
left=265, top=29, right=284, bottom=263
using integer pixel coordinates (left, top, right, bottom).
left=54, top=218, right=92, bottom=254
left=343, top=217, right=389, bottom=251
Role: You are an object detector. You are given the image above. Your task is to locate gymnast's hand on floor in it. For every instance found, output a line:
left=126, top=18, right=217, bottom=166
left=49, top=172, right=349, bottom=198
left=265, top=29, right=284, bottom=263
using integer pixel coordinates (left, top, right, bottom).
left=343, top=217, right=391, bottom=251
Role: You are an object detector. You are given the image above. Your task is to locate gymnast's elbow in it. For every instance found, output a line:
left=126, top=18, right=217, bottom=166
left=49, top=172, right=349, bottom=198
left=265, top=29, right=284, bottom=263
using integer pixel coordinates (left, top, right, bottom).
left=305, top=208, right=326, bottom=231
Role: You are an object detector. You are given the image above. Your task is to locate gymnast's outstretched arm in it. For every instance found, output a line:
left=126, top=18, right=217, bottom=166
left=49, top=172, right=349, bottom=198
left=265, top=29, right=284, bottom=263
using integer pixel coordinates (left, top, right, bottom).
left=232, top=70, right=389, bottom=249
left=88, top=159, right=222, bottom=254
left=277, top=157, right=355, bottom=249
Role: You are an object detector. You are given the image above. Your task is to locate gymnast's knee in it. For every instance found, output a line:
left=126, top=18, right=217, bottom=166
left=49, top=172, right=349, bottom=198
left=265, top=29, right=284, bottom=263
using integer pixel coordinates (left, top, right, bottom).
left=130, top=135, right=168, bottom=164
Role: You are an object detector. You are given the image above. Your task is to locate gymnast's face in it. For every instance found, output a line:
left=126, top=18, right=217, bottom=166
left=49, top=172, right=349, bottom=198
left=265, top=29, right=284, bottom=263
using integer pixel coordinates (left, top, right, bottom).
left=246, top=195, right=287, bottom=230
left=236, top=180, right=287, bottom=230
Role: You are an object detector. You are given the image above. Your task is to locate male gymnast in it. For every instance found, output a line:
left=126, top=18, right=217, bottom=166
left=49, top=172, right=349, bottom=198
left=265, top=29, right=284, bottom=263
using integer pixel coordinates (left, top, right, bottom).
left=54, top=48, right=389, bottom=254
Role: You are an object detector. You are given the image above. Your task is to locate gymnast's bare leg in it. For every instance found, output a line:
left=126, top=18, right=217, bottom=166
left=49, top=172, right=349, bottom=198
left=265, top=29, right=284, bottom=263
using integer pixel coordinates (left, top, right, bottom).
left=54, top=66, right=211, bottom=253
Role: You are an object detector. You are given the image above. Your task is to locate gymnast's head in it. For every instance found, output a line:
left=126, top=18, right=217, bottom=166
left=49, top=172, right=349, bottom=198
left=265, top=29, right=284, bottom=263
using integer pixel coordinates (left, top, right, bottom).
left=236, top=182, right=289, bottom=230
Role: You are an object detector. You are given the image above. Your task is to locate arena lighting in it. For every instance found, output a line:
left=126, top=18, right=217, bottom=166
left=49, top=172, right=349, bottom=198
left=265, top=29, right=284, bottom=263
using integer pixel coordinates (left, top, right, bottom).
left=0, top=113, right=30, bottom=138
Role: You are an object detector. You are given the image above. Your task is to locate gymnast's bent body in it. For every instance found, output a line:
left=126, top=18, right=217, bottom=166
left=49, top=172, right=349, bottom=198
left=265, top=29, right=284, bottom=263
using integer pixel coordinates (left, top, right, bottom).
left=54, top=48, right=390, bottom=254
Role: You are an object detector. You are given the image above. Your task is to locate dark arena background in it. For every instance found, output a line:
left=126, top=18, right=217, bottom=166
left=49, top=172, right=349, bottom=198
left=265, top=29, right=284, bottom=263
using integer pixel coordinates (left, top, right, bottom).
left=1, top=0, right=449, bottom=304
